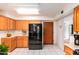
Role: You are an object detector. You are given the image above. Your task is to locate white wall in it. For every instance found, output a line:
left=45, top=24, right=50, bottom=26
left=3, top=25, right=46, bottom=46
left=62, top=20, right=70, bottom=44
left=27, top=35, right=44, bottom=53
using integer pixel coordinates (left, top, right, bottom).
left=55, top=18, right=64, bottom=50
left=64, top=13, right=73, bottom=39
left=64, top=13, right=75, bottom=43
left=64, top=14, right=73, bottom=24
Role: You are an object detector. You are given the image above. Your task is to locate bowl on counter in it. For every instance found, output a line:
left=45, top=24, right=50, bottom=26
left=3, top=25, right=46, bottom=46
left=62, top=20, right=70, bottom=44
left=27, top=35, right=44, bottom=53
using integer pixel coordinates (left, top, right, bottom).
left=6, top=33, right=12, bottom=37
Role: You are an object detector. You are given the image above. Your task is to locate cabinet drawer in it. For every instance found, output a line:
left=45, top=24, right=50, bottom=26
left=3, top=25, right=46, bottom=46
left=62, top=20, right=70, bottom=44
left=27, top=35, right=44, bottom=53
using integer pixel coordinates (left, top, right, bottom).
left=64, top=45, right=73, bottom=55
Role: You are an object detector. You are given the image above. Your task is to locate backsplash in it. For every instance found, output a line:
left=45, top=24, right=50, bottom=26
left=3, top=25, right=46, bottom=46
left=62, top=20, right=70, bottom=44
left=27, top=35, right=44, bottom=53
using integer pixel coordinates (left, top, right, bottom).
left=0, top=31, right=10, bottom=38
left=70, top=35, right=74, bottom=44
left=0, top=30, right=28, bottom=38
left=14, top=30, right=28, bottom=36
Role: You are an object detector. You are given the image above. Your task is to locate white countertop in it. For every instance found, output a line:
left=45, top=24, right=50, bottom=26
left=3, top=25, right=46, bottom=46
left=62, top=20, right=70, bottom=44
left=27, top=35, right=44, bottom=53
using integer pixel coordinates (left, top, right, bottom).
left=1, top=35, right=28, bottom=39
left=64, top=42, right=79, bottom=50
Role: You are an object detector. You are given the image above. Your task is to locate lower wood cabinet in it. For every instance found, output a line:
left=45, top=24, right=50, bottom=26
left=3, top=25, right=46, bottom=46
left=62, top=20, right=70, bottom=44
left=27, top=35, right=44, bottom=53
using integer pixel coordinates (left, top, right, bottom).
left=11, top=37, right=16, bottom=51
left=64, top=45, right=73, bottom=55
left=16, top=36, right=28, bottom=48
left=1, top=36, right=28, bottom=52
left=1, top=37, right=16, bottom=52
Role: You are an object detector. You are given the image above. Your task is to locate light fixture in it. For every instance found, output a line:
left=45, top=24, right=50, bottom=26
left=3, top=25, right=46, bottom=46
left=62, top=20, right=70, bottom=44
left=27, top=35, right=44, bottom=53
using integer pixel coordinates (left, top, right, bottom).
left=16, top=8, right=39, bottom=15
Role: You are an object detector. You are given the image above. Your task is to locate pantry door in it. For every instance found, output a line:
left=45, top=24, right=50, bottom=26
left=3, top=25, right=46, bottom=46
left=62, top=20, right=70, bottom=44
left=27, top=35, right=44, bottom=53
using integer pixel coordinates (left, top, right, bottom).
left=44, top=22, right=53, bottom=44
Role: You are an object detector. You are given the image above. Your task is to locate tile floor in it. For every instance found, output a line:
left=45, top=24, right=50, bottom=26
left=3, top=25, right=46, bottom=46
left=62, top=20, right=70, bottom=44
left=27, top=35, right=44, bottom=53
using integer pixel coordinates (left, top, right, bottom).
left=9, top=45, right=64, bottom=55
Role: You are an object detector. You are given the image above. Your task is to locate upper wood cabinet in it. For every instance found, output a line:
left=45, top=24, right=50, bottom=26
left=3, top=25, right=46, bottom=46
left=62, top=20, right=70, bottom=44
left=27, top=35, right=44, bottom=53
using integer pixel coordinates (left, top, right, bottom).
left=8, top=18, right=16, bottom=30
left=73, top=6, right=79, bottom=32
left=0, top=16, right=16, bottom=30
left=0, top=16, right=8, bottom=30
left=0, top=15, right=42, bottom=31
left=16, top=20, right=41, bottom=31
left=16, top=20, right=29, bottom=31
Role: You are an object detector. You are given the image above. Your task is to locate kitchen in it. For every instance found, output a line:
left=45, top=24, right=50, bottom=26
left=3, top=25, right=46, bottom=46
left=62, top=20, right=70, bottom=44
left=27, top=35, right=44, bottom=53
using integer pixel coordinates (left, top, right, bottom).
left=0, top=3, right=79, bottom=55
left=0, top=15, right=55, bottom=54
left=0, top=3, right=56, bottom=54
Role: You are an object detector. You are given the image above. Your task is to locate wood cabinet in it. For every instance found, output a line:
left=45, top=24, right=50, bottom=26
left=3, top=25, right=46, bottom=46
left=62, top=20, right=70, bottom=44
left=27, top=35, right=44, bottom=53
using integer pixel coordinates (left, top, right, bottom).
left=1, top=37, right=16, bottom=52
left=0, top=16, right=8, bottom=30
left=16, top=36, right=28, bottom=48
left=1, top=36, right=28, bottom=52
left=16, top=20, right=29, bottom=31
left=11, top=37, right=16, bottom=51
left=8, top=19, right=16, bottom=30
left=16, top=20, right=41, bottom=31
left=0, top=16, right=42, bottom=31
left=0, top=16, right=16, bottom=30
left=74, top=6, right=79, bottom=32
left=64, top=45, right=73, bottom=55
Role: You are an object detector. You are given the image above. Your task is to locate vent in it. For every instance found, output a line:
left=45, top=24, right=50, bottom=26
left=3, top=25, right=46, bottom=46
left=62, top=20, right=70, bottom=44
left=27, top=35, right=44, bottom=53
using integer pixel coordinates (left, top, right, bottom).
left=61, top=10, right=64, bottom=14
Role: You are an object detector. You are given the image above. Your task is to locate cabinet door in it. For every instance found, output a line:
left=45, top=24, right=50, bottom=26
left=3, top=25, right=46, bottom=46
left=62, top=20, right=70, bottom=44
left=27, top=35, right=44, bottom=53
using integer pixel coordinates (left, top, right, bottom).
left=16, top=36, right=28, bottom=48
left=0, top=16, right=8, bottom=30
left=8, top=19, right=16, bottom=30
left=74, top=7, right=77, bottom=32
left=22, top=36, right=28, bottom=48
left=1, top=38, right=11, bottom=52
left=1, top=38, right=6, bottom=45
left=8, top=19, right=12, bottom=30
left=22, top=21, right=29, bottom=31
left=11, top=38, right=16, bottom=51
left=16, top=20, right=28, bottom=30
left=12, top=20, right=16, bottom=30
left=16, top=21, right=23, bottom=30
left=16, top=36, right=23, bottom=48
left=74, top=6, right=79, bottom=32
left=11, top=19, right=16, bottom=30
left=76, top=7, right=79, bottom=32
left=13, top=37, right=16, bottom=48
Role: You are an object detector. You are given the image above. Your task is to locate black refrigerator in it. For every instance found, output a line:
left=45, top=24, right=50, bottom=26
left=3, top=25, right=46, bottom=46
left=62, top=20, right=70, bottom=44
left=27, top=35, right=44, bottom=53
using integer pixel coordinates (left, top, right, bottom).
left=29, top=24, right=42, bottom=50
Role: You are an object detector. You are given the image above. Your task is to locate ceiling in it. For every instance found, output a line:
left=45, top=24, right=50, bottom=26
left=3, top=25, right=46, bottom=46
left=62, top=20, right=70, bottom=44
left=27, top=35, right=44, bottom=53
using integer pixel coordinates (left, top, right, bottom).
left=0, top=3, right=68, bottom=20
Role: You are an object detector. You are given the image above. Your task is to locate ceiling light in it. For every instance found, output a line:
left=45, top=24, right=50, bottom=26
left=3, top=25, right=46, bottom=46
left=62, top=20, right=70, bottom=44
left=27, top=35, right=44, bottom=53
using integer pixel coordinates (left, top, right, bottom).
left=16, top=8, right=39, bottom=15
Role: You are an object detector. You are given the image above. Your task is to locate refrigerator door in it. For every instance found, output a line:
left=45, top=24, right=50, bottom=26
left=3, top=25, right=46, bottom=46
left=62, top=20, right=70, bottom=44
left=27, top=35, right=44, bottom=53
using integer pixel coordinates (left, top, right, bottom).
left=29, top=24, right=42, bottom=50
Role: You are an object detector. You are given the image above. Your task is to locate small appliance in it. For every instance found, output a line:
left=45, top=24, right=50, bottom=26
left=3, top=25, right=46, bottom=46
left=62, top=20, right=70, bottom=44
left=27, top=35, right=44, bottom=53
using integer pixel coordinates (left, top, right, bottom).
left=74, top=34, right=79, bottom=45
